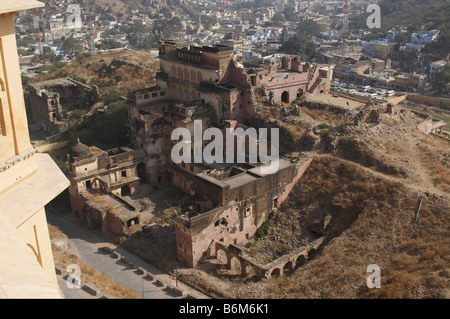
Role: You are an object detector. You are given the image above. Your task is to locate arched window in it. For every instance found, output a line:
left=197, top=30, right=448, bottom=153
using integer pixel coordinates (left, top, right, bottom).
left=197, top=71, right=203, bottom=82
left=178, top=87, right=184, bottom=98
left=185, top=88, right=190, bottom=100
left=190, top=70, right=196, bottom=83
left=178, top=67, right=183, bottom=79
left=184, top=69, right=189, bottom=82
left=171, top=66, right=176, bottom=77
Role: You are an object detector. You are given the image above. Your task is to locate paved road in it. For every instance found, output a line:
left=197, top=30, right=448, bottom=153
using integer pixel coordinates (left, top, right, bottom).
left=47, top=210, right=207, bottom=299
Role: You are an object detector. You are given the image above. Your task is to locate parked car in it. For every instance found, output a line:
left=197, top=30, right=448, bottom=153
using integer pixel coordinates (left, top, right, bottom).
left=386, top=90, right=395, bottom=97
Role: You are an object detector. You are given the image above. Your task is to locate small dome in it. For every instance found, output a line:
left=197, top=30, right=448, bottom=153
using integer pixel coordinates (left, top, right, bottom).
left=70, top=138, right=91, bottom=157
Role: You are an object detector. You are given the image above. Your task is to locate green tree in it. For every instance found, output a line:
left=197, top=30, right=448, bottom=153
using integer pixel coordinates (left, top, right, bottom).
left=297, top=19, right=323, bottom=37
left=103, top=90, right=122, bottom=105
left=43, top=46, right=56, bottom=61
left=160, top=6, right=172, bottom=19
left=279, top=33, right=317, bottom=61
left=283, top=5, right=299, bottom=22
left=61, top=37, right=83, bottom=56
left=431, top=63, right=450, bottom=93
left=153, top=17, right=183, bottom=40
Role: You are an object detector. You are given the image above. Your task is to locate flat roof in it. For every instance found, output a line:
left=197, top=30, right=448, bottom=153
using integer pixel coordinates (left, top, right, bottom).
left=0, top=0, right=44, bottom=15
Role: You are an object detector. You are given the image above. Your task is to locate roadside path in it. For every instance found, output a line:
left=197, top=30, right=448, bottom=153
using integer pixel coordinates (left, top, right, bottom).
left=47, top=210, right=208, bottom=299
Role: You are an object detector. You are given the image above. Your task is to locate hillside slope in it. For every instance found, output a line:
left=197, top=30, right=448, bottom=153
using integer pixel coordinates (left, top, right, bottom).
left=34, top=50, right=159, bottom=95
left=177, top=99, right=450, bottom=299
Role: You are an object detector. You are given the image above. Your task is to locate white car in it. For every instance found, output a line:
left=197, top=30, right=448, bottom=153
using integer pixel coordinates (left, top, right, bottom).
left=377, top=90, right=386, bottom=95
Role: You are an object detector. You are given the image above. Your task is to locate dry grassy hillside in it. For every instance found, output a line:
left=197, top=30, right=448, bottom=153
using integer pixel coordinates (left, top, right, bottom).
left=36, top=50, right=159, bottom=95
left=256, top=156, right=449, bottom=299
left=178, top=99, right=450, bottom=299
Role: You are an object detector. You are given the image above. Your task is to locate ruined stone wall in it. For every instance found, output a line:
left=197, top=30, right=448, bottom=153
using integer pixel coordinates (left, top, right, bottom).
left=277, top=158, right=313, bottom=205
left=194, top=174, right=228, bottom=206
left=28, top=90, right=68, bottom=134
left=175, top=220, right=194, bottom=267
left=220, top=60, right=254, bottom=122
left=169, top=167, right=196, bottom=196
left=102, top=212, right=125, bottom=235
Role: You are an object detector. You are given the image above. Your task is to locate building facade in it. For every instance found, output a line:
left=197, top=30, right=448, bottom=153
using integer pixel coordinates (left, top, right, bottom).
left=0, top=0, right=69, bottom=298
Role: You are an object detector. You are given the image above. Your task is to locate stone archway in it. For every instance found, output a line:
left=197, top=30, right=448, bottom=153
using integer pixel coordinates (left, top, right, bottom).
left=283, top=261, right=293, bottom=275
left=297, top=88, right=304, bottom=99
left=127, top=217, right=139, bottom=227
left=216, top=248, right=228, bottom=265
left=229, top=256, right=241, bottom=274
left=271, top=268, right=281, bottom=278
left=244, top=264, right=257, bottom=279
left=281, top=91, right=289, bottom=103
left=295, top=255, right=307, bottom=268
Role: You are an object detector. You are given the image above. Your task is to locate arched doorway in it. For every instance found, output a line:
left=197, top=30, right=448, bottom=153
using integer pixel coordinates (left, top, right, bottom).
left=121, top=185, right=131, bottom=196
left=281, top=91, right=289, bottom=103
left=295, top=255, right=307, bottom=268
left=127, top=217, right=139, bottom=227
left=216, top=249, right=227, bottom=265
left=271, top=268, right=281, bottom=278
left=297, top=88, right=304, bottom=99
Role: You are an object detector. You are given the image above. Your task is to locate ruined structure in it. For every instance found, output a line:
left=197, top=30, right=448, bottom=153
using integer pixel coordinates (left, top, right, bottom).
left=124, top=41, right=333, bottom=268
left=175, top=156, right=313, bottom=267
left=28, top=78, right=101, bottom=135
left=248, top=56, right=334, bottom=105
left=66, top=139, right=141, bottom=234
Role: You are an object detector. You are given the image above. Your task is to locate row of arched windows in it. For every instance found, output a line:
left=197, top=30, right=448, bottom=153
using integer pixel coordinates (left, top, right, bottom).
left=172, top=85, right=201, bottom=101
left=170, top=65, right=204, bottom=83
